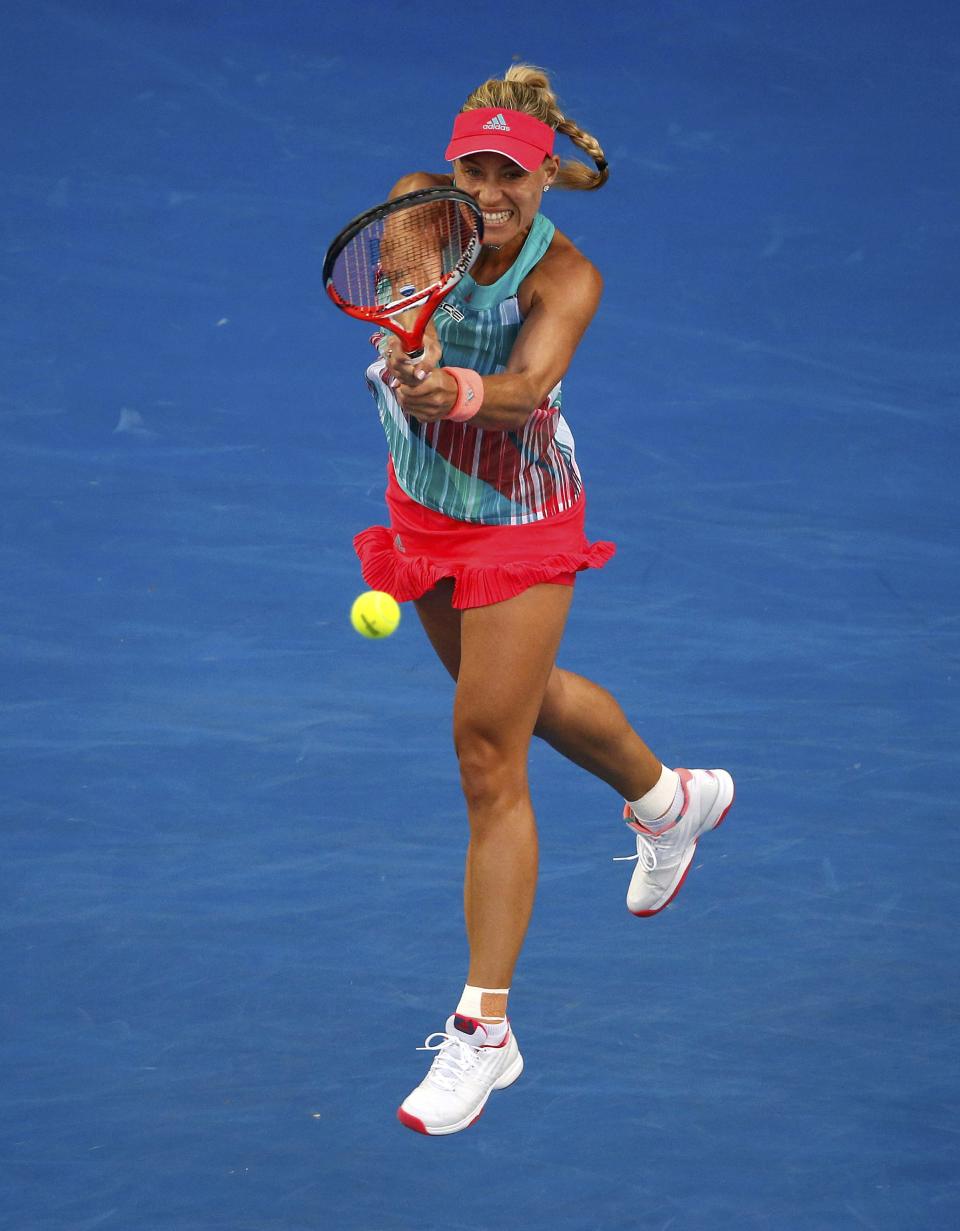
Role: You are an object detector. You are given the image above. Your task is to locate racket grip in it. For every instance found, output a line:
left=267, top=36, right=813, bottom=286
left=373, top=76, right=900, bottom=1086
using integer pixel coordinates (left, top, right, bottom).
left=404, top=347, right=425, bottom=361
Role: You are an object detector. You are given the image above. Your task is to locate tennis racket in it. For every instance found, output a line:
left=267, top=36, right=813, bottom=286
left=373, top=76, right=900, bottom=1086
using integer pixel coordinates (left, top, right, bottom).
left=323, top=187, right=484, bottom=361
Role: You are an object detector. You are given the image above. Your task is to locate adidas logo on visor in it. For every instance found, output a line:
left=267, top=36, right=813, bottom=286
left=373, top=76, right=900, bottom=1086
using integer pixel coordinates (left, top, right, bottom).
left=481, top=113, right=511, bottom=132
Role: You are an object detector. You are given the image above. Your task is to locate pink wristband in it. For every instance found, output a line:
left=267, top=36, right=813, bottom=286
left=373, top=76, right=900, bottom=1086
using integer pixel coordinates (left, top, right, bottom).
left=443, top=367, right=484, bottom=422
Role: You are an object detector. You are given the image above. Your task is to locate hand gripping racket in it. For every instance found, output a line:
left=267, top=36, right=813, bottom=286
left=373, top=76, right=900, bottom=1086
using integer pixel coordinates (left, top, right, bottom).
left=323, top=187, right=484, bottom=360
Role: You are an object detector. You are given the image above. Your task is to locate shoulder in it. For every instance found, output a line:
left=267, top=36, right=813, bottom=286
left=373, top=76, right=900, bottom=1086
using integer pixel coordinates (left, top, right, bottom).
left=540, top=229, right=603, bottom=295
left=520, top=226, right=603, bottom=315
left=388, top=171, right=453, bottom=200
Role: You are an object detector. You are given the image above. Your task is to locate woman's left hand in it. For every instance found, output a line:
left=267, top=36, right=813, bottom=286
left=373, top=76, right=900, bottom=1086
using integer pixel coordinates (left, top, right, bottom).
left=393, top=364, right=459, bottom=423
left=382, top=336, right=458, bottom=423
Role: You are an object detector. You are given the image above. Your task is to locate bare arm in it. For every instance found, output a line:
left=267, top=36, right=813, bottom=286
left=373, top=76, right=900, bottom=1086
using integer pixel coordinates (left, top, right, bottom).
left=390, top=238, right=603, bottom=429
left=477, top=247, right=603, bottom=428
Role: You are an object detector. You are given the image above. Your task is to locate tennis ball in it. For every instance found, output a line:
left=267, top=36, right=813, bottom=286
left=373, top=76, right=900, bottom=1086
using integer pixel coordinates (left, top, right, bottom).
left=350, top=590, right=401, bottom=639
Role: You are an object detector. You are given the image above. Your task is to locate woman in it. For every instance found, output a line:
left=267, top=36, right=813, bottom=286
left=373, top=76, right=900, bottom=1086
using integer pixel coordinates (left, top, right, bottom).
left=353, top=64, right=735, bottom=1136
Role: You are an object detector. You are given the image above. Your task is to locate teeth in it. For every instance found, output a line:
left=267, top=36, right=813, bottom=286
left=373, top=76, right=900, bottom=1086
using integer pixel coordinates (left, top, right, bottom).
left=483, top=210, right=511, bottom=223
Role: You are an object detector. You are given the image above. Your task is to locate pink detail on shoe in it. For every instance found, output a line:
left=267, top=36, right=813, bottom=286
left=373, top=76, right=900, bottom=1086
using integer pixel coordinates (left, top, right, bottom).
left=629, top=849, right=699, bottom=916
left=711, top=772, right=736, bottom=831
left=625, top=813, right=661, bottom=836
left=396, top=1102, right=489, bottom=1135
left=397, top=1106, right=429, bottom=1134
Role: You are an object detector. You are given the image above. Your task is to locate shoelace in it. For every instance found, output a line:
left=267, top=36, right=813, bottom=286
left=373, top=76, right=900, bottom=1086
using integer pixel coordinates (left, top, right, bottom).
left=417, top=1031, right=485, bottom=1091
left=613, top=831, right=659, bottom=871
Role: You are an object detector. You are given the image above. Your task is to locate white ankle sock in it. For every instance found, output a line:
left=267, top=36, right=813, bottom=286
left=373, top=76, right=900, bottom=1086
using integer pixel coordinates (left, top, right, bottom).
left=627, top=766, right=682, bottom=831
left=452, top=1015, right=509, bottom=1045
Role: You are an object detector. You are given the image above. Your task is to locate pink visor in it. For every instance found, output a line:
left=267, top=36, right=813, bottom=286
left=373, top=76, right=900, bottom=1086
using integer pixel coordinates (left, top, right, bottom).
left=445, top=108, right=556, bottom=172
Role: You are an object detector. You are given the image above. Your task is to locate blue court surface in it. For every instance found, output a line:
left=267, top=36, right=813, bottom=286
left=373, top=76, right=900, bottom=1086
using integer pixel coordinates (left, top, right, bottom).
left=3, top=3, right=959, bottom=1228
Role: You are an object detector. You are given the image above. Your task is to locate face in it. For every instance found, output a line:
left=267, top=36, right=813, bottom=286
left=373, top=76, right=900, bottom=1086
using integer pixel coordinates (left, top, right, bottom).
left=453, top=151, right=559, bottom=246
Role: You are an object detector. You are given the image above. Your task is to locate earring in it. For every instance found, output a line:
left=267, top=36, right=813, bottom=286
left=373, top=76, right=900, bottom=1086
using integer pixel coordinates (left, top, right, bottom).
left=544, top=184, right=551, bottom=192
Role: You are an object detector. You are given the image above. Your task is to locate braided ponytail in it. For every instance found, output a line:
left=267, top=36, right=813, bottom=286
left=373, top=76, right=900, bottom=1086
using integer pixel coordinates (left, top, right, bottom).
left=460, top=63, right=609, bottom=191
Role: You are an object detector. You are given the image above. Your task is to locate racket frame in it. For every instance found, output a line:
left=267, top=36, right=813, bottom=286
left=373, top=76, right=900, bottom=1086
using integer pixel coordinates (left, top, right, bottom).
left=323, top=187, right=484, bottom=358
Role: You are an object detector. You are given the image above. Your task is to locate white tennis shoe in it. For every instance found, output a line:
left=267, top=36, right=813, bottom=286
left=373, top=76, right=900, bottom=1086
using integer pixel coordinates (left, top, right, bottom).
left=618, top=767, right=735, bottom=916
left=397, top=1014, right=523, bottom=1135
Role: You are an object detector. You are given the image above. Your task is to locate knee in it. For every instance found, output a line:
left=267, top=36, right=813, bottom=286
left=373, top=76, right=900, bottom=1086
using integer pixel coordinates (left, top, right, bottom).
left=454, top=722, right=526, bottom=814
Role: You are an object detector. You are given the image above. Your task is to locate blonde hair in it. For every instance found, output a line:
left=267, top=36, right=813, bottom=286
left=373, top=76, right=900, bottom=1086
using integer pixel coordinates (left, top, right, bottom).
left=460, top=62, right=608, bottom=191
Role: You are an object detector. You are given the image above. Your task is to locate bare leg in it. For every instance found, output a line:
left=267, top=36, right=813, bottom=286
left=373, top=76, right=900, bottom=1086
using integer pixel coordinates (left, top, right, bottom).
left=414, top=581, right=663, bottom=804
left=534, top=668, right=662, bottom=801
left=452, top=583, right=573, bottom=994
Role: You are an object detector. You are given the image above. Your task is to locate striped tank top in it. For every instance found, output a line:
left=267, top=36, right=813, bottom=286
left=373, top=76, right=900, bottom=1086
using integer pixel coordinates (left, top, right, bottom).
left=364, top=213, right=583, bottom=526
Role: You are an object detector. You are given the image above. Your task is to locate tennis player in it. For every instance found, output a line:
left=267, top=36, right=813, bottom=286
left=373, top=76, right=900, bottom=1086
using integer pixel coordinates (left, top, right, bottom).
left=353, top=64, right=735, bottom=1135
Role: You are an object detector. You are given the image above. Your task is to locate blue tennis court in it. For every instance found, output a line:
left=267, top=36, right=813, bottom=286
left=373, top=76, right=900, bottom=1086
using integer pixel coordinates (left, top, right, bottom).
left=3, top=2, right=958, bottom=1227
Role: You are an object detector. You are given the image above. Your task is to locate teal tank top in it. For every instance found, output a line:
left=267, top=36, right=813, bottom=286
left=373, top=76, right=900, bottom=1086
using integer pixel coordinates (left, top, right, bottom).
left=365, top=213, right=583, bottom=525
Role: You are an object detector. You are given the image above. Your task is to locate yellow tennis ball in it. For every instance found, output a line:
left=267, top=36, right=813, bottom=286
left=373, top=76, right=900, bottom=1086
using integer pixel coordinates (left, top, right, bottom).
left=350, top=590, right=401, bottom=639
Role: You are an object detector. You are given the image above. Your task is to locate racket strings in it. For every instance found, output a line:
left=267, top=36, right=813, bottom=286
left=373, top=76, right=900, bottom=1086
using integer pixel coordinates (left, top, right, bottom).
left=330, top=200, right=476, bottom=311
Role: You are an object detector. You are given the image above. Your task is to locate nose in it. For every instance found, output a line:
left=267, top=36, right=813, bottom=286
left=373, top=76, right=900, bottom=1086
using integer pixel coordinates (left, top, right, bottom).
left=475, top=182, right=503, bottom=207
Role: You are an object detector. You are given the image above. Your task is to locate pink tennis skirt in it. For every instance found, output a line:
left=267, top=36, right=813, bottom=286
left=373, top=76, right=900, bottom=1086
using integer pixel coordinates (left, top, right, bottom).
left=353, top=462, right=616, bottom=610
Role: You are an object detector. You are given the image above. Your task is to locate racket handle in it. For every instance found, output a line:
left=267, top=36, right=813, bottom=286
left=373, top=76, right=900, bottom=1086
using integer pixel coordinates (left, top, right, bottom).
left=404, top=346, right=425, bottom=361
